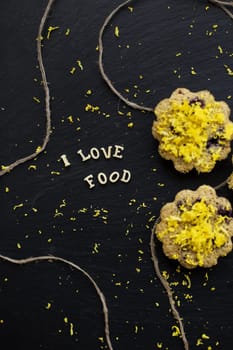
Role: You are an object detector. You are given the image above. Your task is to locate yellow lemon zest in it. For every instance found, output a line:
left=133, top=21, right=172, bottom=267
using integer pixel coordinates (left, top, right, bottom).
left=156, top=99, right=233, bottom=170
left=157, top=198, right=229, bottom=266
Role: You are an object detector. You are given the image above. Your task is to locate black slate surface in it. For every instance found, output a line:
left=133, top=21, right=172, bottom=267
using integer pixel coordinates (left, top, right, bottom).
left=0, top=0, right=233, bottom=349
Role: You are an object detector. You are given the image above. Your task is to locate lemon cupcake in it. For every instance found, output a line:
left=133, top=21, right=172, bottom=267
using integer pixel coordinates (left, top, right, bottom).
left=152, top=88, right=233, bottom=173
left=155, top=185, right=233, bottom=268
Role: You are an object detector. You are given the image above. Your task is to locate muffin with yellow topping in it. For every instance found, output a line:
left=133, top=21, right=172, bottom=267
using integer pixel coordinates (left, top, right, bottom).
left=155, top=185, right=233, bottom=269
left=152, top=88, right=233, bottom=173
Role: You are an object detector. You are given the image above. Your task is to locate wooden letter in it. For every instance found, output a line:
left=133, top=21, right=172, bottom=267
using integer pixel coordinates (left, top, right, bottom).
left=84, top=174, right=95, bottom=189
left=77, top=149, right=91, bottom=162
left=109, top=171, right=120, bottom=183
left=97, top=172, right=108, bottom=185
left=100, top=146, right=113, bottom=159
left=90, top=147, right=100, bottom=160
left=121, top=169, right=131, bottom=183
left=113, top=145, right=124, bottom=159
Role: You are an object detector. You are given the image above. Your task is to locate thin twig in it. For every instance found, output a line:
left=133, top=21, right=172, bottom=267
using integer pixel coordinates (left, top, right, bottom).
left=209, top=0, right=233, bottom=6
left=219, top=4, right=233, bottom=18
left=98, top=0, right=154, bottom=112
left=208, top=0, right=233, bottom=19
left=0, top=0, right=55, bottom=177
left=150, top=219, right=190, bottom=350
left=214, top=177, right=229, bottom=190
left=0, top=254, right=114, bottom=350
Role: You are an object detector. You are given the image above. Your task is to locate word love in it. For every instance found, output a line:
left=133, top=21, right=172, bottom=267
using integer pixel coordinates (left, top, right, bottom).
left=76, top=144, right=131, bottom=189
left=77, top=144, right=124, bottom=162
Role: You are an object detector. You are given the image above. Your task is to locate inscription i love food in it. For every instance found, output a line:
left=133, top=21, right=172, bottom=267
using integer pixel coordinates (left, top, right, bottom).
left=76, top=144, right=131, bottom=189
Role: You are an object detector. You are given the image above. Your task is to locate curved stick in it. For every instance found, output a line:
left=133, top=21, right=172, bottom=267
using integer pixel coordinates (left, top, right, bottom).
left=0, top=0, right=55, bottom=177
left=0, top=254, right=114, bottom=350
left=214, top=177, right=229, bottom=190
left=150, top=220, right=190, bottom=350
left=209, top=0, right=233, bottom=6
left=98, top=0, right=154, bottom=112
left=209, top=0, right=233, bottom=19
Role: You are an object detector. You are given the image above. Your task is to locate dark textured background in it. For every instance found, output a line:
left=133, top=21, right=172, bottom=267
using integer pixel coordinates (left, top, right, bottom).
left=0, top=0, right=233, bottom=349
